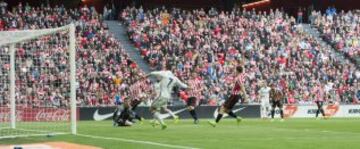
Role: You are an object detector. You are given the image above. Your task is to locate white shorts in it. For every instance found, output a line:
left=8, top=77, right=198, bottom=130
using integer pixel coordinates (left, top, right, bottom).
left=261, top=98, right=270, bottom=108
left=151, top=96, right=168, bottom=110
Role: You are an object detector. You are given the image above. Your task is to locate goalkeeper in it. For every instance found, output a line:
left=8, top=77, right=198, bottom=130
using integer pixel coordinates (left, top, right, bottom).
left=113, top=97, right=134, bottom=127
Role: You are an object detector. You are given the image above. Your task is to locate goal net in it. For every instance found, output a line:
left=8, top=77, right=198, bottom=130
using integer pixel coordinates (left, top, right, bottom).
left=0, top=24, right=76, bottom=139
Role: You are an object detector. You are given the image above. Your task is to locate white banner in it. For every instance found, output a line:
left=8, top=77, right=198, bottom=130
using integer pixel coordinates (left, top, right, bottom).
left=272, top=105, right=360, bottom=118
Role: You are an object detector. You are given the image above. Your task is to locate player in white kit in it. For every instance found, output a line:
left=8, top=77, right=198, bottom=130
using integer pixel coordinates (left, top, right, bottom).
left=258, top=82, right=271, bottom=119
left=146, top=70, right=188, bottom=129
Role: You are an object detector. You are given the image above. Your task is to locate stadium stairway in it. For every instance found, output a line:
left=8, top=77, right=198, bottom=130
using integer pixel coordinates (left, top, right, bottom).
left=302, top=24, right=359, bottom=69
left=105, top=21, right=152, bottom=73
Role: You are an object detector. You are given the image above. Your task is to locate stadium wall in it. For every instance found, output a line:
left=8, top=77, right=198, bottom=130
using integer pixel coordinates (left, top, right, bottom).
left=4, top=0, right=81, bottom=9
left=271, top=0, right=360, bottom=11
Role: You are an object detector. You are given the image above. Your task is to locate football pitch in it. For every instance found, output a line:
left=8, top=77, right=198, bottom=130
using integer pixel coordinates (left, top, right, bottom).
left=1, top=118, right=360, bottom=149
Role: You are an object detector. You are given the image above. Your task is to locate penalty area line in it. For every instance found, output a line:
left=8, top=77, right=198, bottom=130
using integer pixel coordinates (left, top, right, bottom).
left=77, top=133, right=200, bottom=149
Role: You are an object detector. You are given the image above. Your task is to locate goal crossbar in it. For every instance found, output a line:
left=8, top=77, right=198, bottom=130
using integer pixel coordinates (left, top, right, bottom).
left=0, top=24, right=74, bottom=46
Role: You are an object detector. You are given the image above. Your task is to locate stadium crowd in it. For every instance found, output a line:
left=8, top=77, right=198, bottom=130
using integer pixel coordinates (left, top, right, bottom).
left=0, top=2, right=359, bottom=107
left=122, top=6, right=360, bottom=105
left=0, top=2, right=151, bottom=107
left=311, top=8, right=360, bottom=60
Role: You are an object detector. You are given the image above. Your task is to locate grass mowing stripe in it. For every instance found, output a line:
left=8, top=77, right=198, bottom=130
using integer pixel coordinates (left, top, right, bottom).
left=242, top=123, right=360, bottom=135
left=77, top=133, right=201, bottom=149
left=2, top=119, right=359, bottom=149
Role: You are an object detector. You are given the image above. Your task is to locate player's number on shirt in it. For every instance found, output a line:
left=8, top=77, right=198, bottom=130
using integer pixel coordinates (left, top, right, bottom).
left=167, top=78, right=173, bottom=87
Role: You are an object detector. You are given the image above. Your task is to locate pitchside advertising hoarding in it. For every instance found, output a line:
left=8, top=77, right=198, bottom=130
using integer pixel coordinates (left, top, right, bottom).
left=274, top=104, right=360, bottom=118
left=1, top=104, right=358, bottom=122
left=80, top=105, right=261, bottom=121
left=83, top=104, right=359, bottom=121
left=80, top=105, right=360, bottom=121
left=0, top=107, right=79, bottom=122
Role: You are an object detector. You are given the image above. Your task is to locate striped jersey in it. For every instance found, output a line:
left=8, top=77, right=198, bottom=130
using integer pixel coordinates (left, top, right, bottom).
left=313, top=86, right=325, bottom=101
left=187, top=78, right=203, bottom=98
left=270, top=88, right=283, bottom=101
left=129, top=80, right=150, bottom=99
left=129, top=81, right=141, bottom=98
left=232, top=73, right=246, bottom=95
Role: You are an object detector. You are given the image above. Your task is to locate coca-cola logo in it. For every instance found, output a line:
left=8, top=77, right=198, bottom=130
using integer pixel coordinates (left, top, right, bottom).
left=284, top=105, right=298, bottom=118
left=35, top=109, right=70, bottom=121
left=325, top=104, right=339, bottom=117
left=0, top=108, right=70, bottom=122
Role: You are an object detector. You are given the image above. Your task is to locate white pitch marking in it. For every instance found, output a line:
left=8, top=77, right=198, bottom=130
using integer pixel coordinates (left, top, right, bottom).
left=0, top=132, right=68, bottom=139
left=77, top=133, right=200, bottom=149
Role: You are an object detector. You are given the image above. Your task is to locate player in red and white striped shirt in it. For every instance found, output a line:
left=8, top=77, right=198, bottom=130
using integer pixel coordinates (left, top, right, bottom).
left=127, top=78, right=151, bottom=124
left=128, top=80, right=142, bottom=98
left=185, top=72, right=204, bottom=124
left=313, top=82, right=327, bottom=119
left=209, top=66, right=246, bottom=127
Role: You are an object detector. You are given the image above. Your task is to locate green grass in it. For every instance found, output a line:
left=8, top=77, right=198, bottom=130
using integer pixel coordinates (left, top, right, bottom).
left=1, top=118, right=360, bottom=149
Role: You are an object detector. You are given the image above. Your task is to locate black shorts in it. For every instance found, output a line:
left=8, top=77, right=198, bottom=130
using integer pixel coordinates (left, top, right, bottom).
left=223, top=94, right=241, bottom=110
left=271, top=100, right=283, bottom=109
left=114, top=108, right=131, bottom=122
left=131, top=100, right=142, bottom=110
left=187, top=97, right=198, bottom=107
left=315, top=101, right=324, bottom=109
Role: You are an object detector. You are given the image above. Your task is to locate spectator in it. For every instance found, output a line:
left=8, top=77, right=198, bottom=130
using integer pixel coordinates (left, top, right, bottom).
left=0, top=0, right=7, bottom=15
left=313, top=9, right=360, bottom=60
left=123, top=6, right=359, bottom=105
left=0, top=3, right=149, bottom=107
left=297, top=8, right=303, bottom=24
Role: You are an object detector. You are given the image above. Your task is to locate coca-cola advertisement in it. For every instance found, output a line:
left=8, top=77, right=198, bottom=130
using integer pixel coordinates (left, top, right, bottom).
left=0, top=107, right=78, bottom=122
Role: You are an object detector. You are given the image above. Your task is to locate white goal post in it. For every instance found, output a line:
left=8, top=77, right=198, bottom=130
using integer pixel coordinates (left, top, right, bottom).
left=0, top=24, right=77, bottom=139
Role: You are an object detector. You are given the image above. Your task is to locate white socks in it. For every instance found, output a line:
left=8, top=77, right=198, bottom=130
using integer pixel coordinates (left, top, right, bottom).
left=164, top=109, right=176, bottom=119
left=153, top=112, right=165, bottom=125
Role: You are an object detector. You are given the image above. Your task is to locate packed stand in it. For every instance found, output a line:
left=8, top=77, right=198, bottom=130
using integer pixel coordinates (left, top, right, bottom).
left=311, top=8, right=360, bottom=60
left=0, top=2, right=150, bottom=107
left=122, top=7, right=360, bottom=105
